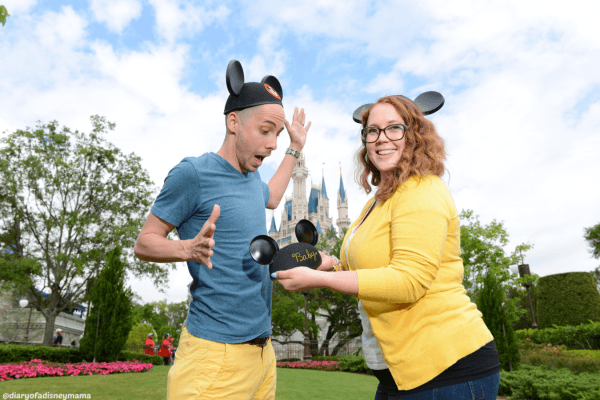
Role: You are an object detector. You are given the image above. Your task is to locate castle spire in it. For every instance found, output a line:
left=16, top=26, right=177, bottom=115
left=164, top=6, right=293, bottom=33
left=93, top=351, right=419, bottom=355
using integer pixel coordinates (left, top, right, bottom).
left=321, top=166, right=328, bottom=199
left=269, top=215, right=278, bottom=233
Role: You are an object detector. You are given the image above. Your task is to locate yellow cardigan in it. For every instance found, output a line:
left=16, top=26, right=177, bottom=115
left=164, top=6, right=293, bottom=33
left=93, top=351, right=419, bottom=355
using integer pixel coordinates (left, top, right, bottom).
left=339, top=174, right=494, bottom=391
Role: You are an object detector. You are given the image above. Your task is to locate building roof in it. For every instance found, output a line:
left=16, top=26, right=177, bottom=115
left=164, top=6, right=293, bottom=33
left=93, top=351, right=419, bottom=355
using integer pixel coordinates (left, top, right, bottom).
left=278, top=236, right=291, bottom=245
left=269, top=216, right=278, bottom=233
left=308, top=187, right=320, bottom=214
left=316, top=220, right=322, bottom=234
left=339, top=174, right=346, bottom=203
left=321, top=174, right=328, bottom=199
left=285, top=199, right=292, bottom=221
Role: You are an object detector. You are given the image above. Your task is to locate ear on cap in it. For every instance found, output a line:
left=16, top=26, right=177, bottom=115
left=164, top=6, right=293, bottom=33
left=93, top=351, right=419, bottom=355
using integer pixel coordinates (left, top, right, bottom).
left=226, top=60, right=244, bottom=96
left=413, top=91, right=444, bottom=115
left=352, top=103, right=373, bottom=124
left=261, top=75, right=283, bottom=100
left=249, top=235, right=279, bottom=265
left=295, top=219, right=319, bottom=246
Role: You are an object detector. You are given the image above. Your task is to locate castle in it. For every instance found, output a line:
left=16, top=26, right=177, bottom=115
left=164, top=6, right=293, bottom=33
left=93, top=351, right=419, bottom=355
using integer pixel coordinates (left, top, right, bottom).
left=268, top=153, right=351, bottom=246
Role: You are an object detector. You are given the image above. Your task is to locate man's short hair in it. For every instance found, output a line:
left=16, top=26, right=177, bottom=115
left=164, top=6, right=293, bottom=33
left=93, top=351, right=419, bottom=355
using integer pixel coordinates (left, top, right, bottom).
left=225, top=106, right=259, bottom=134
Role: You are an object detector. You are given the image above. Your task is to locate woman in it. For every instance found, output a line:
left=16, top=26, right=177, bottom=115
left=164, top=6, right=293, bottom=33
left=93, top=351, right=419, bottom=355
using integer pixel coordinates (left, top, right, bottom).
left=273, top=95, right=502, bottom=399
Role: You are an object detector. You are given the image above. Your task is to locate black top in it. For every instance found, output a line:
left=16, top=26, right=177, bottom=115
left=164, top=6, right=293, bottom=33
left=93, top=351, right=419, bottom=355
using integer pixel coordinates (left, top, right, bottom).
left=372, top=340, right=501, bottom=395
left=53, top=335, right=63, bottom=345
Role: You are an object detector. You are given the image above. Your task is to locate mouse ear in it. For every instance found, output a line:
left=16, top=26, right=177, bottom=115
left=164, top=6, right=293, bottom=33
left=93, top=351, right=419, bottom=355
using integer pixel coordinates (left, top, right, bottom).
left=295, top=219, right=319, bottom=246
left=249, top=235, right=279, bottom=265
left=413, top=91, right=444, bottom=115
left=353, top=103, right=373, bottom=124
left=226, top=60, right=245, bottom=96
left=261, top=75, right=283, bottom=100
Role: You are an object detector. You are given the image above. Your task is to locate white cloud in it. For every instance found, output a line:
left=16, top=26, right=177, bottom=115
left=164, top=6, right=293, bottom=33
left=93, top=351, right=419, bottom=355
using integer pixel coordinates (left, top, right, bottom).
left=90, top=0, right=142, bottom=34
left=148, top=0, right=229, bottom=43
left=34, top=6, right=88, bottom=49
left=1, top=0, right=37, bottom=14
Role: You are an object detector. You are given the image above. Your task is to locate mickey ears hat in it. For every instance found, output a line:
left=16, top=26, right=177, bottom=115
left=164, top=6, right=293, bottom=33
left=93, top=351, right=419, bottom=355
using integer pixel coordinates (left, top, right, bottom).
left=352, top=92, right=445, bottom=123
left=224, top=60, right=284, bottom=115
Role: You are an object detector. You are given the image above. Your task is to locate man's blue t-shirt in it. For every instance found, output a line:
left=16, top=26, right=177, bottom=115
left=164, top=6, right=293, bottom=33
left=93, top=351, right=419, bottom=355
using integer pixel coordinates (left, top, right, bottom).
left=151, top=152, right=272, bottom=343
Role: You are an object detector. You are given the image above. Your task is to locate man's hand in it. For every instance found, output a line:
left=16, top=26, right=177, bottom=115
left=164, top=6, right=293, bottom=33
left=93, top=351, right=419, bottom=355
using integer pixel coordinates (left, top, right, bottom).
left=284, top=107, right=311, bottom=151
left=188, top=204, right=220, bottom=269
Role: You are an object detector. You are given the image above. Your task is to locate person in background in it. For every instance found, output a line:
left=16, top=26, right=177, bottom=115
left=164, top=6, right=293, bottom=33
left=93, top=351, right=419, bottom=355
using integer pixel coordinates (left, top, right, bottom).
left=158, top=333, right=174, bottom=366
left=144, top=333, right=156, bottom=356
left=53, top=329, right=63, bottom=348
left=273, top=94, right=501, bottom=399
left=169, top=336, right=175, bottom=365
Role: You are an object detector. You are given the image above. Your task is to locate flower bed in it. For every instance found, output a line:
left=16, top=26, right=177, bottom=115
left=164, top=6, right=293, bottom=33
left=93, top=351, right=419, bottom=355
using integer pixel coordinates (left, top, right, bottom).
left=0, top=359, right=153, bottom=381
left=277, top=360, right=340, bottom=372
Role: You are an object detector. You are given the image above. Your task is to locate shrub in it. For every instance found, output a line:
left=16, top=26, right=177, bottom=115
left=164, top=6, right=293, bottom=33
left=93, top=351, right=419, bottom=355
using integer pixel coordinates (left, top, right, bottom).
left=0, top=344, right=162, bottom=366
left=338, top=355, right=373, bottom=375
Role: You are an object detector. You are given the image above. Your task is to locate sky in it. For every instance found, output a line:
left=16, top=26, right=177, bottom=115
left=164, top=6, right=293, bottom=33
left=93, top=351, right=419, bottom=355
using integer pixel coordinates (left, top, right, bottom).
left=1, top=0, right=599, bottom=305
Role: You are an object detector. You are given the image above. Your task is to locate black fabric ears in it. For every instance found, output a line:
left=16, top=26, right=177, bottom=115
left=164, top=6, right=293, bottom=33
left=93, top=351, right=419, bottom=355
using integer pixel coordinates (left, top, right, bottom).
left=352, top=91, right=445, bottom=123
left=226, top=60, right=244, bottom=96
left=261, top=75, right=283, bottom=100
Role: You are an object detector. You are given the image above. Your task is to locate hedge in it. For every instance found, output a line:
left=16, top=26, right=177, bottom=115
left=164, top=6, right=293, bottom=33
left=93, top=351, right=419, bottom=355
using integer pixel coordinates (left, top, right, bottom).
left=0, top=344, right=162, bottom=366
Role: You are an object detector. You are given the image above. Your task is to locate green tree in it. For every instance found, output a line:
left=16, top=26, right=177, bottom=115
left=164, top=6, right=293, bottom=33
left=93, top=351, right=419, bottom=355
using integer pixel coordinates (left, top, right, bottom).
left=584, top=223, right=600, bottom=259
left=126, top=323, right=157, bottom=352
left=584, top=222, right=600, bottom=293
left=131, top=300, right=188, bottom=344
left=0, top=5, right=9, bottom=26
left=79, top=246, right=134, bottom=362
left=476, top=270, right=521, bottom=372
left=459, top=209, right=539, bottom=330
left=0, top=117, right=175, bottom=346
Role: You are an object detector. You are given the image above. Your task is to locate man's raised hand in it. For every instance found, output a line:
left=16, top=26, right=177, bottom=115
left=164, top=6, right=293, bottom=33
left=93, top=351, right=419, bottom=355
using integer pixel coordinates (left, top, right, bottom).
left=284, top=107, right=311, bottom=151
left=189, top=204, right=220, bottom=269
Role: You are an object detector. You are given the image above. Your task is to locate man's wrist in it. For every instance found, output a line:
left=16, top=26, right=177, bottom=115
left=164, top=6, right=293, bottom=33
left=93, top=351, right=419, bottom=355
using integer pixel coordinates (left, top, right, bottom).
left=288, top=142, right=303, bottom=152
left=180, top=239, right=192, bottom=261
left=285, top=147, right=301, bottom=158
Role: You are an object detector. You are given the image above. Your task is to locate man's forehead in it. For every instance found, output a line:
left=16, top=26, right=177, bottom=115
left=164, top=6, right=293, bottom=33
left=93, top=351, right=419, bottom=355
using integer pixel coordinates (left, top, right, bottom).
left=254, top=104, right=285, bottom=123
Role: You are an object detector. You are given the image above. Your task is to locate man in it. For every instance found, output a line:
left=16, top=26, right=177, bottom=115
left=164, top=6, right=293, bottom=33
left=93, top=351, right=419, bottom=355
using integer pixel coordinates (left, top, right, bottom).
left=134, top=60, right=310, bottom=400
left=158, top=333, right=173, bottom=366
left=144, top=333, right=156, bottom=355
left=53, top=329, right=62, bottom=347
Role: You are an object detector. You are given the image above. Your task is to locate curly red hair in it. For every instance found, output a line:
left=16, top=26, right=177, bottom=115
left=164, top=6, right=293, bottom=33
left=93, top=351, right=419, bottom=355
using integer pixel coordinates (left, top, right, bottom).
left=354, top=95, right=447, bottom=202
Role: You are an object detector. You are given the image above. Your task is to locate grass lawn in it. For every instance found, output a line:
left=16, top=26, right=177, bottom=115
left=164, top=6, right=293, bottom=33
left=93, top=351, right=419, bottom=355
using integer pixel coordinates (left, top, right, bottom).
left=0, top=366, right=380, bottom=400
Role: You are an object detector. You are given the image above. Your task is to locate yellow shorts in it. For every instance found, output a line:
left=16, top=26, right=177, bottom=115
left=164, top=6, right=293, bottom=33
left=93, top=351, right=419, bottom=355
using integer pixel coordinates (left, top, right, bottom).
left=167, top=325, right=276, bottom=400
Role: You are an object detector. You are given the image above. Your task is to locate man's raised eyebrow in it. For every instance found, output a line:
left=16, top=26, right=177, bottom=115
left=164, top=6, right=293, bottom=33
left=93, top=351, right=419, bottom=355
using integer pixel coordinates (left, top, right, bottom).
left=262, top=120, right=277, bottom=127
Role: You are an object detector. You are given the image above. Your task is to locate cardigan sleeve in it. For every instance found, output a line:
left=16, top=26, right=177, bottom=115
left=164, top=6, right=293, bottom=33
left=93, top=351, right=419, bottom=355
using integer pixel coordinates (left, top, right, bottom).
left=355, top=177, right=450, bottom=303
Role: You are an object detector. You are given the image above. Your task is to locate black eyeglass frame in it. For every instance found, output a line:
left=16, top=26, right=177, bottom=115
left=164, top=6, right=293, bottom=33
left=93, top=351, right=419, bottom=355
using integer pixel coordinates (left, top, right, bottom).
left=360, top=124, right=408, bottom=143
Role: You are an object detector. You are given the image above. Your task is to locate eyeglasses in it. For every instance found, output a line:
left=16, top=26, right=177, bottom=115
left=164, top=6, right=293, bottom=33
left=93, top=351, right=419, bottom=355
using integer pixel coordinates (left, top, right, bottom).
left=360, top=124, right=407, bottom=143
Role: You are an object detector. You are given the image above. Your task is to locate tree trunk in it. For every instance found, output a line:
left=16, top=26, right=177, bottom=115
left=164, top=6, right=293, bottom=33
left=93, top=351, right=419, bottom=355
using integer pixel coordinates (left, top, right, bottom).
left=41, top=311, right=58, bottom=346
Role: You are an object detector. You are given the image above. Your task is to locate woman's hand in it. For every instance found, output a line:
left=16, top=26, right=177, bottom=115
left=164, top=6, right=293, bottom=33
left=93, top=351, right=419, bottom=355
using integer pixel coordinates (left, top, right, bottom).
left=316, top=252, right=336, bottom=271
left=273, top=267, right=327, bottom=291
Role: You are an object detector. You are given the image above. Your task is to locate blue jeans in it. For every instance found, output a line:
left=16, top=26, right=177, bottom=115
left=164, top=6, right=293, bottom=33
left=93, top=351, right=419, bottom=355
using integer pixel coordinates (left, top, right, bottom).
left=374, top=371, right=500, bottom=400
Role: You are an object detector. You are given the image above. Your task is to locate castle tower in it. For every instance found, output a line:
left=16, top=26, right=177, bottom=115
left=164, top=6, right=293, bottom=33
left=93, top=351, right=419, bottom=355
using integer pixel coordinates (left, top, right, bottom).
left=269, top=215, right=281, bottom=243
left=336, top=168, right=351, bottom=233
left=291, top=152, right=309, bottom=222
left=268, top=153, right=350, bottom=247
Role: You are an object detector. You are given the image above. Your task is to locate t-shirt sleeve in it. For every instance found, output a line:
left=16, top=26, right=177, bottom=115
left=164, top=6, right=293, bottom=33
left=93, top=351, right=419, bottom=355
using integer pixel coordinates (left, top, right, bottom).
left=151, top=159, right=200, bottom=227
left=262, top=180, right=270, bottom=208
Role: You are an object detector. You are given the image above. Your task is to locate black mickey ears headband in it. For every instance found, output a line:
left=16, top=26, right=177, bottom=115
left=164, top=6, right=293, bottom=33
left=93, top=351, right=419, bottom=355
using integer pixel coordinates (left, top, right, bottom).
left=352, top=91, right=445, bottom=123
left=249, top=219, right=321, bottom=278
left=224, top=59, right=284, bottom=115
